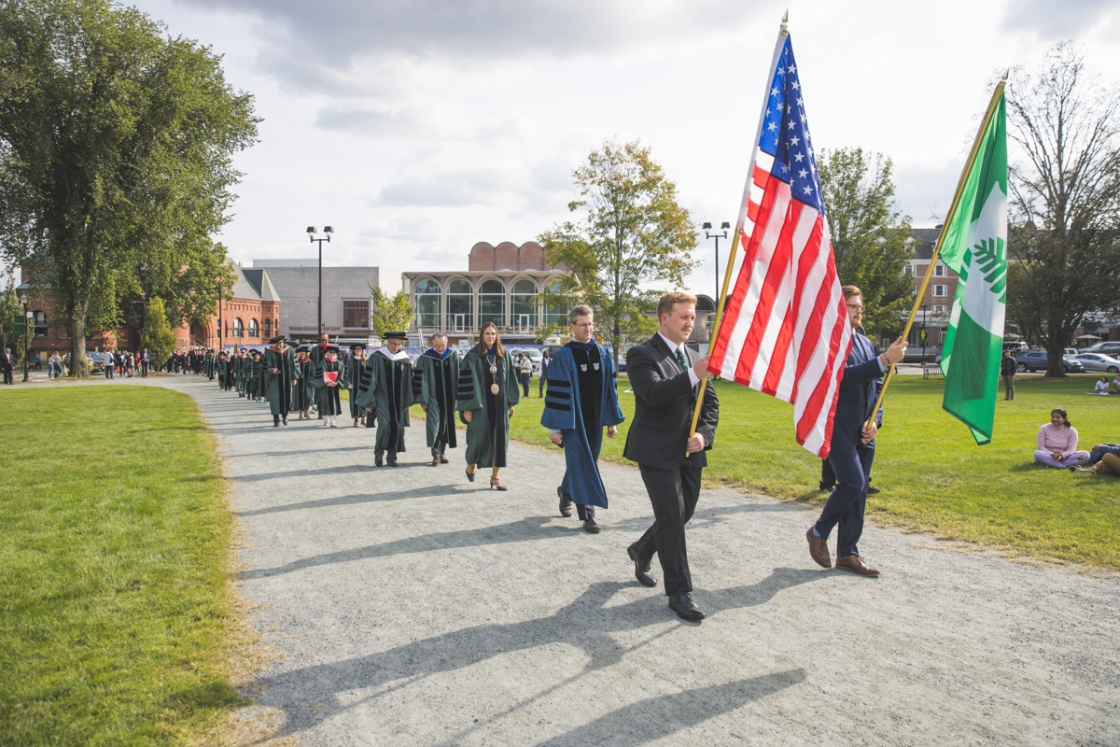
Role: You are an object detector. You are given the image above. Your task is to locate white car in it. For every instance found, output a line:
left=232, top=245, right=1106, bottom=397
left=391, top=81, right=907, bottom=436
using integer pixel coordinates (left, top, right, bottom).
left=1073, top=352, right=1120, bottom=373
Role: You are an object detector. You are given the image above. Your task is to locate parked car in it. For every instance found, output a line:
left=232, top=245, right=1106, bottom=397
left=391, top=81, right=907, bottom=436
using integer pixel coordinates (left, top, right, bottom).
left=1015, top=349, right=1086, bottom=373
left=1087, top=341, right=1120, bottom=357
left=1003, top=340, right=1028, bottom=354
left=1064, top=347, right=1079, bottom=357
left=1073, top=352, right=1120, bottom=373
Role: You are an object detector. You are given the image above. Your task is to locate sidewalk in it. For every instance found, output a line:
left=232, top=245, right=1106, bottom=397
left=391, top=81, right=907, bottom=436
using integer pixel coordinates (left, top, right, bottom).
left=156, top=376, right=1118, bottom=746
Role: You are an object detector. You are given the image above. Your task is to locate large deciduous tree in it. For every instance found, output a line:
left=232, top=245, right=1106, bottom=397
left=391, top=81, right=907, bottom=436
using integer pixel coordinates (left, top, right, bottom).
left=0, top=0, right=258, bottom=377
left=1006, top=42, right=1120, bottom=377
left=539, top=140, right=696, bottom=360
left=817, top=147, right=915, bottom=338
left=369, top=285, right=414, bottom=338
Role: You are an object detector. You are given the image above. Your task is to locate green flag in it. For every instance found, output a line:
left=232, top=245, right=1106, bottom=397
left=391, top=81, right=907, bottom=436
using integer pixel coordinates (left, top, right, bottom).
left=938, top=85, right=1008, bottom=445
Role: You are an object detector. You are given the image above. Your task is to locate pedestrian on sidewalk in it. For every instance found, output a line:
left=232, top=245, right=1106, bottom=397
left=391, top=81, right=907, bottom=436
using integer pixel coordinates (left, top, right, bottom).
left=359, top=332, right=413, bottom=467
left=458, top=322, right=520, bottom=490
left=624, top=292, right=719, bottom=622
left=312, top=346, right=346, bottom=428
left=542, top=304, right=624, bottom=534
left=414, top=332, right=460, bottom=466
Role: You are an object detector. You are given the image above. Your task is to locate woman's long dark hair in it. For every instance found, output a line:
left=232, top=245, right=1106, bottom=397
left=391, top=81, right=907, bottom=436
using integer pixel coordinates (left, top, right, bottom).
left=1051, top=408, right=1071, bottom=428
left=476, top=321, right=505, bottom=358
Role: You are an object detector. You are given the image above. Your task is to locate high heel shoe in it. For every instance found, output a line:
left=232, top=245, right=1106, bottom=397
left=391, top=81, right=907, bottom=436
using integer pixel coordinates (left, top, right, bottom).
left=465, top=467, right=476, bottom=483
left=489, top=477, right=507, bottom=491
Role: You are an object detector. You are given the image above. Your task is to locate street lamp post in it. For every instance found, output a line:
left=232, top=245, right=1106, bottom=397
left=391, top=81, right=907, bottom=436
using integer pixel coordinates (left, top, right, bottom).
left=22, top=304, right=31, bottom=382
left=307, top=226, right=333, bottom=336
left=217, top=280, right=223, bottom=353
left=702, top=221, right=731, bottom=314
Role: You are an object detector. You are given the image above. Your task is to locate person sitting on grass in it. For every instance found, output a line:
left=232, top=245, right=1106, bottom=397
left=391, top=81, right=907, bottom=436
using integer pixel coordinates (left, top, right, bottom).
left=1033, top=408, right=1090, bottom=468
left=1113, top=375, right=1120, bottom=394
left=1094, top=376, right=1110, bottom=394
left=1072, top=446, right=1120, bottom=476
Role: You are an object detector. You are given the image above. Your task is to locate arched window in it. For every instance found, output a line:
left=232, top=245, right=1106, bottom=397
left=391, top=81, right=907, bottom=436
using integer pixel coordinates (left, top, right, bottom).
left=32, top=310, right=48, bottom=337
left=233, top=318, right=244, bottom=338
left=511, top=279, right=538, bottom=330
left=249, top=318, right=260, bottom=338
left=446, top=279, right=473, bottom=330
left=415, top=279, right=441, bottom=328
left=542, top=280, right=568, bottom=326
left=478, top=279, right=505, bottom=327
left=263, top=318, right=271, bottom=339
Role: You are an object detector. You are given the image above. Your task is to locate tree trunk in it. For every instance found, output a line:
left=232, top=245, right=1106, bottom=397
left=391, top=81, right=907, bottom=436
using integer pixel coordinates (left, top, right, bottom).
left=68, top=310, right=90, bottom=379
left=1045, top=335, right=1066, bottom=378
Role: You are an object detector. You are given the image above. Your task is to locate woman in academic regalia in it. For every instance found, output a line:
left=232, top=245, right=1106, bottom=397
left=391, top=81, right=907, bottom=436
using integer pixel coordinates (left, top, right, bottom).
left=346, top=343, right=367, bottom=427
left=311, top=346, right=348, bottom=428
left=458, top=322, right=520, bottom=490
left=291, top=347, right=314, bottom=420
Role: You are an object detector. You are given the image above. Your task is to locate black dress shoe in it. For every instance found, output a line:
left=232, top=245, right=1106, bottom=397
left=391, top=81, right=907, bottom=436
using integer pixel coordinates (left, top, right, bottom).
left=558, top=486, right=573, bottom=517
left=583, top=517, right=600, bottom=534
left=375, top=454, right=384, bottom=467
left=867, top=485, right=880, bottom=495
left=668, top=593, right=705, bottom=622
left=627, top=543, right=657, bottom=587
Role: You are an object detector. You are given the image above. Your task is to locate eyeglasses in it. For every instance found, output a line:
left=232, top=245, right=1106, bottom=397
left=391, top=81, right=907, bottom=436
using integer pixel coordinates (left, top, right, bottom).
left=846, top=303, right=864, bottom=310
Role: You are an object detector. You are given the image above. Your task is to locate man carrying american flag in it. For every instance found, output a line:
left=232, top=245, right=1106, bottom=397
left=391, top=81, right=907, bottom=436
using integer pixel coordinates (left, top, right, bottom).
left=706, top=24, right=905, bottom=576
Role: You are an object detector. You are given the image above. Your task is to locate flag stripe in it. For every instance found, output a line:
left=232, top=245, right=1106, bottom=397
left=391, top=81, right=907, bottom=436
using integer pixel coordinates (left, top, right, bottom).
left=708, top=33, right=851, bottom=459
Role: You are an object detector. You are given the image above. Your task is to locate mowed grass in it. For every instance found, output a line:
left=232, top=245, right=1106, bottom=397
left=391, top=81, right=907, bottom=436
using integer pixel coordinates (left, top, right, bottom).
left=0, top=387, right=244, bottom=746
left=507, top=374, right=1120, bottom=569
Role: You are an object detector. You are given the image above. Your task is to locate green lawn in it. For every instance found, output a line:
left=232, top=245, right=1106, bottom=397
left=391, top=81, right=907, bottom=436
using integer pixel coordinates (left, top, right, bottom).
left=506, top=374, right=1120, bottom=569
left=0, top=387, right=243, bottom=746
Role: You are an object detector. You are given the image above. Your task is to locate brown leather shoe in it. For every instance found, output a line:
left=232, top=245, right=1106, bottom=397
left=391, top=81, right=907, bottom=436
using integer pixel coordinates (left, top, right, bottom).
left=806, top=527, right=831, bottom=568
left=835, top=555, right=880, bottom=577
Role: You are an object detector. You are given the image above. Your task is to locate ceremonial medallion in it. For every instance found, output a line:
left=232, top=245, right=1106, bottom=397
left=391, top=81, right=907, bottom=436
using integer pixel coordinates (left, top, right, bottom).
left=490, top=383, right=500, bottom=395
left=489, top=364, right=497, bottom=374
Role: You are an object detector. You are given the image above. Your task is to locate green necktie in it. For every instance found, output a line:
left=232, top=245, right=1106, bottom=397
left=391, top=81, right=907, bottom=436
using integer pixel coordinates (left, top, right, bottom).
left=676, top=346, right=688, bottom=372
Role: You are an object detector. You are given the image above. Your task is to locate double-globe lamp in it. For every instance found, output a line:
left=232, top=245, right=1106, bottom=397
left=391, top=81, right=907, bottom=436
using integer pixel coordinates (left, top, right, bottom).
left=307, top=226, right=333, bottom=336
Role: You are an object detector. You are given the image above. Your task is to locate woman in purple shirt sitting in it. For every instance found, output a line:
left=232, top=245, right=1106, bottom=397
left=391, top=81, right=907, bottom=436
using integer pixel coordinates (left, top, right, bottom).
left=1033, top=408, right=1090, bottom=468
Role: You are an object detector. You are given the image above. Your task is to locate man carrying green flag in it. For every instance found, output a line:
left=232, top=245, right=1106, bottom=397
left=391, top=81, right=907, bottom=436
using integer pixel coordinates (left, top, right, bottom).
left=938, top=82, right=1008, bottom=445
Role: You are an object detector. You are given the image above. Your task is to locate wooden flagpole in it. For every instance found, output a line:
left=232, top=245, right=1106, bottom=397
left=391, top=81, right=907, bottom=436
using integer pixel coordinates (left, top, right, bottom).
left=687, top=13, right=790, bottom=453
left=863, top=75, right=1008, bottom=430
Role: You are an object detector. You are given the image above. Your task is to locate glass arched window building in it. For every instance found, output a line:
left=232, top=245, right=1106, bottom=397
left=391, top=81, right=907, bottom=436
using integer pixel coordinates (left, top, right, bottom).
left=249, top=318, right=260, bottom=338
left=415, top=279, right=441, bottom=328
left=510, top=279, right=538, bottom=330
left=478, top=279, right=505, bottom=327
left=446, top=279, right=473, bottom=330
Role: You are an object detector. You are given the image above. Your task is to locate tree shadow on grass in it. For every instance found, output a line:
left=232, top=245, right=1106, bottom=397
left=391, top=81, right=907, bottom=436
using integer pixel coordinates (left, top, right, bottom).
left=254, top=570, right=821, bottom=739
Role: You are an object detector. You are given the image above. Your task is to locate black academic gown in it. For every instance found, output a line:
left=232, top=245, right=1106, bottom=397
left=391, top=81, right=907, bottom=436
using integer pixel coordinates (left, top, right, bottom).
left=414, top=348, right=460, bottom=451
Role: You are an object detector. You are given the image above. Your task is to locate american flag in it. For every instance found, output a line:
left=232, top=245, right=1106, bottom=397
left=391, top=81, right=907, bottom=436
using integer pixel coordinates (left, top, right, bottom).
left=708, top=33, right=852, bottom=459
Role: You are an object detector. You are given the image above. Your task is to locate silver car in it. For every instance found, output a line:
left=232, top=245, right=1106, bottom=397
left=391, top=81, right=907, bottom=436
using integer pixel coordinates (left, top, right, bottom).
left=1073, top=352, right=1120, bottom=373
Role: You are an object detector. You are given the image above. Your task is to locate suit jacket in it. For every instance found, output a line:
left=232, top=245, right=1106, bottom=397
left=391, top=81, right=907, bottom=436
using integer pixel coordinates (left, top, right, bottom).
left=0, top=353, right=12, bottom=372
left=623, top=334, right=718, bottom=470
left=831, top=331, right=884, bottom=445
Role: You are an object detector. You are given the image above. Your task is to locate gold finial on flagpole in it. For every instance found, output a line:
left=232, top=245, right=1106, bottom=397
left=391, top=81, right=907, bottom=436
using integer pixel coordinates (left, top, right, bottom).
left=781, top=10, right=789, bottom=35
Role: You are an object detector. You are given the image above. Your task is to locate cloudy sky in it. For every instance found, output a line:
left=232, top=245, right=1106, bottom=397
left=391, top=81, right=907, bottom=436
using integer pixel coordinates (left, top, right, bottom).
left=123, top=0, right=1119, bottom=295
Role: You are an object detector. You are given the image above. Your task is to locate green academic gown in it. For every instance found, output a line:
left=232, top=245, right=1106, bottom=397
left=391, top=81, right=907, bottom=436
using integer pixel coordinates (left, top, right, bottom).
left=346, top=356, right=366, bottom=419
left=311, top=359, right=348, bottom=416
left=357, top=348, right=414, bottom=452
left=413, top=349, right=460, bottom=451
left=291, top=359, right=314, bottom=412
left=263, top=345, right=298, bottom=416
left=457, top=347, right=520, bottom=468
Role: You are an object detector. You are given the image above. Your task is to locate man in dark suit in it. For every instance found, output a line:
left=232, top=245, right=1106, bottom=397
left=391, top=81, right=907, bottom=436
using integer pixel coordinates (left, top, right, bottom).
left=624, top=292, right=719, bottom=622
left=806, top=286, right=906, bottom=577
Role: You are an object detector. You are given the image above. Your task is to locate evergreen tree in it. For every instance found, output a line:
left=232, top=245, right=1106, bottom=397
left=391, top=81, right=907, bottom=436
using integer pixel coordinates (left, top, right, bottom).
left=140, top=297, right=175, bottom=371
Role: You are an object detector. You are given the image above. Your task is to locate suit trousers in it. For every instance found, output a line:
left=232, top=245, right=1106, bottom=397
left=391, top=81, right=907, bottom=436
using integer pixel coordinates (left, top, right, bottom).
left=815, top=438, right=874, bottom=558
left=2, top=368, right=12, bottom=385
left=633, top=462, right=702, bottom=596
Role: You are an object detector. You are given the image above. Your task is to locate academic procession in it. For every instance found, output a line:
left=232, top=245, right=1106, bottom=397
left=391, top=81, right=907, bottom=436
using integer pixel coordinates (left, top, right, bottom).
left=3, top=4, right=1120, bottom=746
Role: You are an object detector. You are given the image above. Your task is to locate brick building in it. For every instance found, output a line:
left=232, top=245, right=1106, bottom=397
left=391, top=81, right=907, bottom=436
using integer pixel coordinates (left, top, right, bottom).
left=15, top=261, right=281, bottom=362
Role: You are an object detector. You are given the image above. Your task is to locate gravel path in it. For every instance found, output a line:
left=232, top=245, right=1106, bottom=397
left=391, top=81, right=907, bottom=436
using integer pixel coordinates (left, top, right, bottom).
left=154, top=376, right=1118, bottom=746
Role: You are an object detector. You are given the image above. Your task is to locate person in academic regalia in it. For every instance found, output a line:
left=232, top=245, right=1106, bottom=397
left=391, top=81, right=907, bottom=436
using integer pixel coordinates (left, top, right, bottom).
left=311, top=346, right=347, bottom=427
left=291, top=347, right=314, bottom=420
left=216, top=351, right=228, bottom=389
left=413, top=332, right=460, bottom=466
left=357, top=331, right=414, bottom=467
left=204, top=350, right=215, bottom=381
left=310, top=333, right=332, bottom=419
left=235, top=349, right=249, bottom=397
left=264, top=335, right=299, bottom=426
left=542, top=304, right=625, bottom=534
left=345, top=343, right=367, bottom=427
left=248, top=351, right=263, bottom=403
left=458, top=322, right=520, bottom=489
